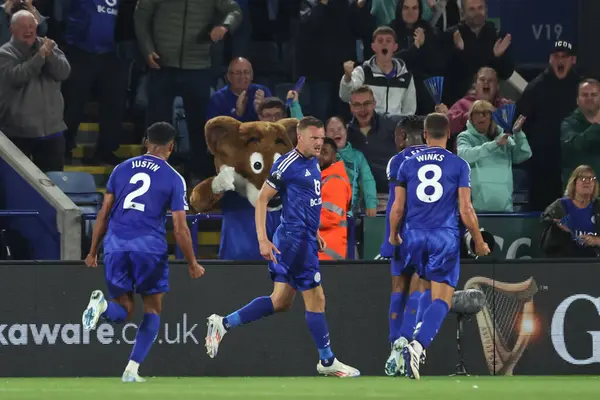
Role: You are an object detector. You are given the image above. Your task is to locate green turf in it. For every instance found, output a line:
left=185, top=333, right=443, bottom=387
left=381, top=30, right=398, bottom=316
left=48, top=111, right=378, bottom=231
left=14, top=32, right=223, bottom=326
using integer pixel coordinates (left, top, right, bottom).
left=0, top=376, right=598, bottom=400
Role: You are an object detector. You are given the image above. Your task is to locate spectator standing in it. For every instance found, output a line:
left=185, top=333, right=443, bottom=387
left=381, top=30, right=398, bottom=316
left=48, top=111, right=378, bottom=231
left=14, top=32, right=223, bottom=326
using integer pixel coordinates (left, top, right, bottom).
left=346, top=85, right=400, bottom=206
left=0, top=0, right=47, bottom=46
left=517, top=41, right=581, bottom=212
left=206, top=57, right=270, bottom=122
left=560, top=79, right=600, bottom=187
left=318, top=137, right=352, bottom=260
left=134, top=0, right=242, bottom=179
left=439, top=0, right=513, bottom=106
left=61, top=0, right=131, bottom=165
left=541, top=165, right=600, bottom=258
left=438, top=66, right=511, bottom=149
left=326, top=116, right=377, bottom=216
left=389, top=0, right=443, bottom=115
left=340, top=26, right=416, bottom=116
left=456, top=100, right=531, bottom=212
left=0, top=11, right=70, bottom=172
left=297, top=0, right=375, bottom=122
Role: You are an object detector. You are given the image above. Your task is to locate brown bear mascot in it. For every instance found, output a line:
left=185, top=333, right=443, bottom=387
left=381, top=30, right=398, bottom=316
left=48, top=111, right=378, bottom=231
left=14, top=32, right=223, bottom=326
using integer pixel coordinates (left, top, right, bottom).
left=190, top=116, right=297, bottom=260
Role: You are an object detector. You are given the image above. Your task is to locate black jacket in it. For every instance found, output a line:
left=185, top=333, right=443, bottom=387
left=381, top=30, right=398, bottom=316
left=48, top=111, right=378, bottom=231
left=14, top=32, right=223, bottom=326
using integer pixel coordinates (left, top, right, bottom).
left=346, top=112, right=401, bottom=193
left=540, top=197, right=600, bottom=257
left=297, top=0, right=375, bottom=82
left=440, top=21, right=514, bottom=106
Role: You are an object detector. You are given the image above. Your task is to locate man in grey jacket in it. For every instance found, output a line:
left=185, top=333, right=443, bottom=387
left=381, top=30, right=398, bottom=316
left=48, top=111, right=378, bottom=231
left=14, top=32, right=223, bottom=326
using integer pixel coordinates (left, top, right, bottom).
left=0, top=10, right=70, bottom=172
left=134, top=0, right=242, bottom=179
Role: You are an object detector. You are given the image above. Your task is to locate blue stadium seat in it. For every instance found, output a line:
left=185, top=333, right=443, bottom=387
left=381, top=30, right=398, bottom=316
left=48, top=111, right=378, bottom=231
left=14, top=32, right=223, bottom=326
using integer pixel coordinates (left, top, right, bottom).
left=46, top=171, right=102, bottom=208
left=46, top=171, right=103, bottom=251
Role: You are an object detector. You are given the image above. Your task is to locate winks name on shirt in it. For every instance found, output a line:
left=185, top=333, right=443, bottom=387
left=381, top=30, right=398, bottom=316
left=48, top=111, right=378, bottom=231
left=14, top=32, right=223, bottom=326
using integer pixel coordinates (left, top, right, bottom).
left=416, top=153, right=445, bottom=162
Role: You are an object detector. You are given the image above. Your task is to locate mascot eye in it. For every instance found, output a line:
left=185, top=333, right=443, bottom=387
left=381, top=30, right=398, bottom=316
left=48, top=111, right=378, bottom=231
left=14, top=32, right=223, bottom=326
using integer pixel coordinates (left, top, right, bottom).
left=250, top=152, right=264, bottom=174
left=274, top=153, right=281, bottom=162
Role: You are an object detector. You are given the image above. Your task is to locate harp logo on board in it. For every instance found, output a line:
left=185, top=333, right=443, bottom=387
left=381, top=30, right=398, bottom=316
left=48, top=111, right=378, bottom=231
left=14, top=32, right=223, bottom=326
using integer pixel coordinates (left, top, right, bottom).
left=463, top=276, right=540, bottom=375
left=551, top=294, right=600, bottom=365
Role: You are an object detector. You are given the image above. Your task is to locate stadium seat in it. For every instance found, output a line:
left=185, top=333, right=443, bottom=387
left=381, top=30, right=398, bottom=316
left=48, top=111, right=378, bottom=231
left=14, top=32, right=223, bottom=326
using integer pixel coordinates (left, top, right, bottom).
left=46, top=171, right=103, bottom=254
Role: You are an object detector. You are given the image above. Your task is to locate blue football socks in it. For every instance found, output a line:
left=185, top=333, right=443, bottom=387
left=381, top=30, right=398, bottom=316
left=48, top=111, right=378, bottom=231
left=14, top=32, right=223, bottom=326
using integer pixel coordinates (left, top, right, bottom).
left=102, top=302, right=128, bottom=323
left=398, top=291, right=422, bottom=340
left=415, top=299, right=449, bottom=349
left=306, top=311, right=335, bottom=366
left=129, top=313, right=160, bottom=364
left=223, top=296, right=275, bottom=330
left=388, top=292, right=406, bottom=343
left=416, top=289, right=432, bottom=325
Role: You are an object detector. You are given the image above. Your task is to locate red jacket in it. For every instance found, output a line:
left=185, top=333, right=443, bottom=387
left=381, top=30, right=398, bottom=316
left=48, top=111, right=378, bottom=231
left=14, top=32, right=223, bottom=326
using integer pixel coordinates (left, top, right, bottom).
left=319, top=161, right=352, bottom=261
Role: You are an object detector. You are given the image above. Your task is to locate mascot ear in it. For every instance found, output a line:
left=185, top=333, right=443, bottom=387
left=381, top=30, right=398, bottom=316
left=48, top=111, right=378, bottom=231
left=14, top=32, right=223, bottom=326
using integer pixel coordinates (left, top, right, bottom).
left=276, top=118, right=299, bottom=148
left=205, top=116, right=241, bottom=155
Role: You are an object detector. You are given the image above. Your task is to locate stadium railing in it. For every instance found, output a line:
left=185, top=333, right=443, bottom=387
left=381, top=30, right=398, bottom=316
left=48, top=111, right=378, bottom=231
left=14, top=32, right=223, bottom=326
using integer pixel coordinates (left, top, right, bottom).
left=0, top=131, right=81, bottom=260
left=80, top=213, right=358, bottom=260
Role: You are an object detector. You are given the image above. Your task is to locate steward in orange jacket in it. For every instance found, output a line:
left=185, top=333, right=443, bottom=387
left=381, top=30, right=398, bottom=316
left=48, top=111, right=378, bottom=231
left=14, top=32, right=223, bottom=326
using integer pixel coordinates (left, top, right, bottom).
left=318, top=138, right=352, bottom=260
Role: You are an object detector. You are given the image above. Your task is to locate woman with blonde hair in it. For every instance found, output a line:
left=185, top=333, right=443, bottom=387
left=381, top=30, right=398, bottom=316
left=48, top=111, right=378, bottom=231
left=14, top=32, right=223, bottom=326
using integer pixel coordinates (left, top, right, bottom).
left=456, top=99, right=530, bottom=212
left=0, top=0, right=47, bottom=45
left=540, top=165, right=600, bottom=257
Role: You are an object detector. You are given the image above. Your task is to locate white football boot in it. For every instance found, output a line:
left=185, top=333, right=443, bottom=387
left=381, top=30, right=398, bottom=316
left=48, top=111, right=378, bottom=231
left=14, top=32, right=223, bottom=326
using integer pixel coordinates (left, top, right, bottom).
left=402, top=341, right=424, bottom=380
left=122, top=369, right=146, bottom=383
left=82, top=290, right=107, bottom=331
left=205, top=314, right=227, bottom=359
left=385, top=336, right=408, bottom=376
left=317, top=358, right=360, bottom=378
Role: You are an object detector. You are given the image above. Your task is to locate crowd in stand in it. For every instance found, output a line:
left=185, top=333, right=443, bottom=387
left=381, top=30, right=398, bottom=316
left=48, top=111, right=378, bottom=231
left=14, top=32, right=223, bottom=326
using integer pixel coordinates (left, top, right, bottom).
left=0, top=0, right=598, bottom=225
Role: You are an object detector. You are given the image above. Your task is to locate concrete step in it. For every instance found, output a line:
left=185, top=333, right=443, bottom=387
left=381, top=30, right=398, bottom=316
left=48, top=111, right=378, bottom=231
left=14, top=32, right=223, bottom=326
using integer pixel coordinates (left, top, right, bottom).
left=72, top=144, right=143, bottom=160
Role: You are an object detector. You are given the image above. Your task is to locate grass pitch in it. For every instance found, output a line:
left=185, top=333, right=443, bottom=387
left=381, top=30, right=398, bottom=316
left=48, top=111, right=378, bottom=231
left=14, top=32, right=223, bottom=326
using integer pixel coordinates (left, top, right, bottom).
left=0, top=376, right=597, bottom=400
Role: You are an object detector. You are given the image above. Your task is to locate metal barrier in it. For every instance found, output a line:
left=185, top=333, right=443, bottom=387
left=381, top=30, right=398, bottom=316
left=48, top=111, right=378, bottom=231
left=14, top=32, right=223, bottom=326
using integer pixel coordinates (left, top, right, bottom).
left=80, top=213, right=357, bottom=261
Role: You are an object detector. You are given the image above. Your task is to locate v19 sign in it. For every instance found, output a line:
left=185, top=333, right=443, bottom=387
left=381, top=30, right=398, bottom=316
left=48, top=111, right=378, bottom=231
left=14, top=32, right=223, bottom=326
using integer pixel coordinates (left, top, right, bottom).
left=487, top=0, right=578, bottom=66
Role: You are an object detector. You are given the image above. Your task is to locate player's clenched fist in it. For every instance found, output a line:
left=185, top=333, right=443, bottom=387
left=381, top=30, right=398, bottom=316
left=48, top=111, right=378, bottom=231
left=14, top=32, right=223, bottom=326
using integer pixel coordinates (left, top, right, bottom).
left=189, top=261, right=205, bottom=279
left=259, top=239, right=280, bottom=263
left=474, top=241, right=491, bottom=257
left=388, top=233, right=402, bottom=246
left=84, top=253, right=98, bottom=268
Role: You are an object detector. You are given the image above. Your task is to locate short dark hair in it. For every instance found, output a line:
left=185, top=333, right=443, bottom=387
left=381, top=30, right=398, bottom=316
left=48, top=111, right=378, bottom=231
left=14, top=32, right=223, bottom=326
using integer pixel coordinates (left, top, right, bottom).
left=579, top=78, right=600, bottom=91
left=397, top=115, right=425, bottom=146
left=297, top=116, right=324, bottom=132
left=424, top=113, right=449, bottom=139
left=258, top=97, right=285, bottom=114
left=372, top=26, right=397, bottom=42
left=146, top=122, right=177, bottom=146
left=322, top=137, right=337, bottom=153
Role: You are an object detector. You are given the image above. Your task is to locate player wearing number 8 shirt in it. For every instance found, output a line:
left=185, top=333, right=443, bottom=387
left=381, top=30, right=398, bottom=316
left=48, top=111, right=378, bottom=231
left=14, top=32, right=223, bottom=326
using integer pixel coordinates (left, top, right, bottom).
left=80, top=122, right=205, bottom=383
left=204, top=117, right=360, bottom=377
left=389, top=113, right=490, bottom=380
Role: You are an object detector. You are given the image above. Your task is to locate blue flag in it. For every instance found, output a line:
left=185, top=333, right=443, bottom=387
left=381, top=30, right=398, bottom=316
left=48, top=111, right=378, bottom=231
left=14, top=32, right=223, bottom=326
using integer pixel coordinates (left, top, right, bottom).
left=492, top=103, right=516, bottom=132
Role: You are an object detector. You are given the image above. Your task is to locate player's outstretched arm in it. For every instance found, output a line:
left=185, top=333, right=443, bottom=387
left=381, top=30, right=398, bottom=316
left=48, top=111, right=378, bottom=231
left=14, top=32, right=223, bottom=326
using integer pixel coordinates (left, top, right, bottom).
left=173, top=211, right=205, bottom=278
left=389, top=185, right=406, bottom=245
left=256, top=182, right=280, bottom=262
left=458, top=188, right=490, bottom=257
left=85, top=193, right=115, bottom=267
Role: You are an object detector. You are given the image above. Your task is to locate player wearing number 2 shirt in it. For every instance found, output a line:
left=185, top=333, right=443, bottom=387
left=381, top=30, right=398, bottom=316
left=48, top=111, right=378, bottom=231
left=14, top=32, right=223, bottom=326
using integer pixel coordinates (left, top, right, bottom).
left=389, top=113, right=489, bottom=380
left=80, top=122, right=204, bottom=383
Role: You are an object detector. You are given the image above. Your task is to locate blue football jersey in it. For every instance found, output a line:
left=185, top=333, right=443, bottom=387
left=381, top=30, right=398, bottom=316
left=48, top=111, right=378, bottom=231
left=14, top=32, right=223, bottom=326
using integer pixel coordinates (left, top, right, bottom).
left=266, top=149, right=322, bottom=239
left=397, top=146, right=470, bottom=231
left=104, top=154, right=188, bottom=255
left=380, top=145, right=427, bottom=257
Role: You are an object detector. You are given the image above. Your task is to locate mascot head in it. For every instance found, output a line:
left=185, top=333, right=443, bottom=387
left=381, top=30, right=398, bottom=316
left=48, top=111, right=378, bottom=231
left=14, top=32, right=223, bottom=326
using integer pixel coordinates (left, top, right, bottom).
left=205, top=116, right=296, bottom=210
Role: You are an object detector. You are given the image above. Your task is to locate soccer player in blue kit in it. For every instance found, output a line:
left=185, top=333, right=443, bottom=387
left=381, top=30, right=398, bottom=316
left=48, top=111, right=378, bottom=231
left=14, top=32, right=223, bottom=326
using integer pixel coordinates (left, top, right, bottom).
left=389, top=113, right=490, bottom=380
left=81, top=122, right=205, bottom=382
left=382, top=116, right=431, bottom=376
left=205, top=116, right=360, bottom=377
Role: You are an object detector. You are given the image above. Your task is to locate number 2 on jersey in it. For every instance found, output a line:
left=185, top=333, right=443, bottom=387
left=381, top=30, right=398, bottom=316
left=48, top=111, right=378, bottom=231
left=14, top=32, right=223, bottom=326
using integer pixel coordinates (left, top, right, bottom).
left=123, top=172, right=151, bottom=212
left=416, top=164, right=443, bottom=203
